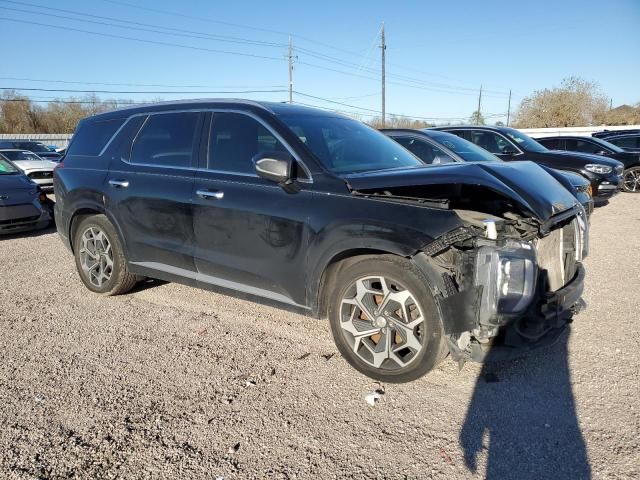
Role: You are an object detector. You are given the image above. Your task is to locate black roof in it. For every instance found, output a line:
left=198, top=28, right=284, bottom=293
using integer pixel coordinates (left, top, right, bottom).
left=86, top=99, right=344, bottom=122
left=430, top=125, right=511, bottom=132
left=592, top=129, right=640, bottom=139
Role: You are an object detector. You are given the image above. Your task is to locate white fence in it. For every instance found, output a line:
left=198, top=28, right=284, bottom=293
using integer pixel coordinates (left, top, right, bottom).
left=520, top=125, right=640, bottom=139
left=0, top=133, right=73, bottom=149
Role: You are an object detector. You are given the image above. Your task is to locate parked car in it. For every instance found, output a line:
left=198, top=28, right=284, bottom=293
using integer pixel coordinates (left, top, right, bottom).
left=0, top=155, right=52, bottom=235
left=382, top=129, right=594, bottom=216
left=537, top=135, right=640, bottom=193
left=55, top=100, right=588, bottom=383
left=0, top=150, right=57, bottom=192
left=592, top=129, right=640, bottom=153
left=433, top=125, right=623, bottom=202
left=0, top=140, right=63, bottom=161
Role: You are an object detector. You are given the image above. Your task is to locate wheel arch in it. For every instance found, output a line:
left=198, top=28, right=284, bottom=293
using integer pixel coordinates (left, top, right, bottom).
left=68, top=205, right=128, bottom=257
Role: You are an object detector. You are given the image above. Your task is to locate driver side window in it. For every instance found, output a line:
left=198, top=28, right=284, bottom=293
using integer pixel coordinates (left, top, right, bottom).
left=470, top=131, right=515, bottom=155
left=394, top=137, right=454, bottom=165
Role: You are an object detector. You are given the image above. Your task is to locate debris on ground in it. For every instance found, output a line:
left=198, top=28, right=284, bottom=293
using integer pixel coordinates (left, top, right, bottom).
left=296, top=352, right=311, bottom=360
left=365, top=383, right=386, bottom=406
left=228, top=442, right=240, bottom=454
left=244, top=380, right=256, bottom=388
left=321, top=353, right=335, bottom=361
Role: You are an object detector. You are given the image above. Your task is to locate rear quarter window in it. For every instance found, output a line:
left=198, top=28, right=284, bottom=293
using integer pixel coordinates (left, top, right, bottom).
left=67, top=118, right=126, bottom=156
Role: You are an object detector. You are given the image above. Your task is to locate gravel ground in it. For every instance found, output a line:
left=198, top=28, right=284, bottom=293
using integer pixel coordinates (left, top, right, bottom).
left=0, top=194, right=638, bottom=479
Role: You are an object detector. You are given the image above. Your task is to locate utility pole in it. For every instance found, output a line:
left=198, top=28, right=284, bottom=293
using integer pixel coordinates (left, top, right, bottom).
left=380, top=23, right=386, bottom=127
left=506, top=89, right=512, bottom=126
left=475, top=85, right=483, bottom=125
left=288, top=36, right=295, bottom=104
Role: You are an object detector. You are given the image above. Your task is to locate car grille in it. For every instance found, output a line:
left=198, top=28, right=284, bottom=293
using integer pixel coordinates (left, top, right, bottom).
left=28, top=171, right=53, bottom=180
left=0, top=215, right=40, bottom=227
left=535, top=217, right=584, bottom=291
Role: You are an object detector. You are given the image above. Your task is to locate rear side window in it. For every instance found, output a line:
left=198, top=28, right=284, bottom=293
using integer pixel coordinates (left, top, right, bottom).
left=208, top=112, right=288, bottom=175
left=540, top=138, right=562, bottom=150
left=565, top=139, right=601, bottom=154
left=394, top=137, right=454, bottom=165
left=609, top=136, right=639, bottom=149
left=67, top=118, right=126, bottom=156
left=131, top=112, right=200, bottom=168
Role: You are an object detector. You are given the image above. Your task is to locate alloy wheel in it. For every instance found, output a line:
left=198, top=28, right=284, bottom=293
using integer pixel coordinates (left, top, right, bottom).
left=623, top=167, right=640, bottom=193
left=339, top=276, right=426, bottom=370
left=79, top=226, right=114, bottom=287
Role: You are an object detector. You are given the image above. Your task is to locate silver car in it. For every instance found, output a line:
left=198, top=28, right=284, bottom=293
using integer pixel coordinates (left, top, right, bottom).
left=0, top=149, right=57, bottom=192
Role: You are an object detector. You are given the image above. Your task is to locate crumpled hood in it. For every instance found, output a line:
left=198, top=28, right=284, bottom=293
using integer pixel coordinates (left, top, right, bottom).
left=345, top=161, right=578, bottom=222
left=12, top=160, right=58, bottom=171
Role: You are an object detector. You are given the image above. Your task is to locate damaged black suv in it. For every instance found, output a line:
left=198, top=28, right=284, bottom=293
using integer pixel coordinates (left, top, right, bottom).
left=55, top=100, right=588, bottom=383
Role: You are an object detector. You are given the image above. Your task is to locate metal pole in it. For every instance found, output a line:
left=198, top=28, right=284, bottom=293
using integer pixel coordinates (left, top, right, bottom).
left=476, top=85, right=482, bottom=125
left=288, top=36, right=293, bottom=104
left=506, top=89, right=512, bottom=126
left=380, top=23, right=386, bottom=127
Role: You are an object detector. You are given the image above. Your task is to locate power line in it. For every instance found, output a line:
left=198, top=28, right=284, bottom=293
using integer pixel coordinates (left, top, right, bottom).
left=0, top=16, right=286, bottom=61
left=0, top=1, right=286, bottom=48
left=2, top=86, right=289, bottom=95
left=0, top=76, right=286, bottom=89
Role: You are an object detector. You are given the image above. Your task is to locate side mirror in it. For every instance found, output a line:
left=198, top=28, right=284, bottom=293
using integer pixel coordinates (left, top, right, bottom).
left=596, top=150, right=609, bottom=156
left=499, top=146, right=519, bottom=155
left=253, top=152, right=294, bottom=185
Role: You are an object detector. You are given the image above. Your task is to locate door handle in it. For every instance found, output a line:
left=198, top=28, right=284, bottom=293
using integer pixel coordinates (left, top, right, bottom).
left=196, top=189, right=224, bottom=200
left=109, top=179, right=130, bottom=188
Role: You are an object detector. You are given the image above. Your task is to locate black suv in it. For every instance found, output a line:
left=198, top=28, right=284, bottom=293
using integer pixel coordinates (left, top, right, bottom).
left=434, top=125, right=623, bottom=201
left=0, top=140, right=63, bottom=161
left=55, top=100, right=588, bottom=383
left=537, top=135, right=640, bottom=193
left=592, top=129, right=640, bottom=153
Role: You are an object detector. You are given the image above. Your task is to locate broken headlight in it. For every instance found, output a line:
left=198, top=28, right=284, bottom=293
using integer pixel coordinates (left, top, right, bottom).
left=474, top=240, right=537, bottom=325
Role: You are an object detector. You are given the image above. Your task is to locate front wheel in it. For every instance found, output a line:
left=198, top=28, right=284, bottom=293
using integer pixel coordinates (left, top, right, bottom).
left=327, top=255, right=446, bottom=383
left=622, top=166, right=640, bottom=193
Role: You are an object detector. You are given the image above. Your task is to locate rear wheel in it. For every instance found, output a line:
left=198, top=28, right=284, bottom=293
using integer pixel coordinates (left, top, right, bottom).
left=622, top=166, right=640, bottom=193
left=328, top=255, right=445, bottom=383
left=73, top=215, right=137, bottom=295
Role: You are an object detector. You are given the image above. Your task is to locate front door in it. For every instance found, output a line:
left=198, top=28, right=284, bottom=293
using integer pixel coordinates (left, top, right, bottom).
left=191, top=111, right=314, bottom=306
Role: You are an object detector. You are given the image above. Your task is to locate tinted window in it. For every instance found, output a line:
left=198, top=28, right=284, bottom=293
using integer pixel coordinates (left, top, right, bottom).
left=68, top=118, right=127, bottom=156
left=426, top=132, right=498, bottom=162
left=0, top=157, right=19, bottom=174
left=609, top=136, right=639, bottom=149
left=14, top=142, right=49, bottom=153
left=131, top=113, right=199, bottom=168
left=1, top=150, right=43, bottom=161
left=501, top=128, right=548, bottom=153
left=565, top=139, right=602, bottom=154
left=470, top=131, right=515, bottom=155
left=394, top=137, right=454, bottom=165
left=208, top=113, right=288, bottom=174
left=539, top=138, right=562, bottom=150
left=279, top=114, right=421, bottom=174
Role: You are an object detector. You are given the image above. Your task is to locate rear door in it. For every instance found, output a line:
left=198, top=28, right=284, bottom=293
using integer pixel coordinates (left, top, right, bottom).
left=107, top=111, right=203, bottom=272
left=191, top=111, right=314, bottom=306
left=468, top=129, right=521, bottom=160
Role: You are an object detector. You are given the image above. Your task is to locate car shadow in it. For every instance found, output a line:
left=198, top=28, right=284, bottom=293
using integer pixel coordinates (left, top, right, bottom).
left=0, top=224, right=56, bottom=241
left=459, top=327, right=591, bottom=479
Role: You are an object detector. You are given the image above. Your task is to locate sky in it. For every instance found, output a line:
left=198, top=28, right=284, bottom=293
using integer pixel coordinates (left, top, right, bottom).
left=0, top=0, right=639, bottom=124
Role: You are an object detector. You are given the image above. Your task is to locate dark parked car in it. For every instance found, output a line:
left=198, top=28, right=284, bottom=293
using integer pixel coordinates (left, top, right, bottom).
left=0, top=155, right=51, bottom=235
left=55, top=100, right=588, bottom=383
left=382, top=129, right=594, bottom=216
left=0, top=140, right=63, bottom=161
left=592, top=129, right=640, bottom=153
left=433, top=125, right=623, bottom=201
left=537, top=135, right=640, bottom=193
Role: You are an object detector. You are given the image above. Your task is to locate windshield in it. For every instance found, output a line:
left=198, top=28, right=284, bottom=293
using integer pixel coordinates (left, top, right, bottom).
left=426, top=131, right=499, bottom=162
left=0, top=157, right=19, bottom=174
left=1, top=150, right=43, bottom=161
left=16, top=142, right=50, bottom=153
left=501, top=127, right=548, bottom=153
left=590, top=136, right=625, bottom=153
left=278, top=114, right=422, bottom=174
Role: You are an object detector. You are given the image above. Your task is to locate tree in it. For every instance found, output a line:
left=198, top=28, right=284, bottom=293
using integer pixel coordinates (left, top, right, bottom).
left=367, top=115, right=433, bottom=129
left=469, top=110, right=485, bottom=125
left=513, top=77, right=609, bottom=128
left=604, top=104, right=640, bottom=125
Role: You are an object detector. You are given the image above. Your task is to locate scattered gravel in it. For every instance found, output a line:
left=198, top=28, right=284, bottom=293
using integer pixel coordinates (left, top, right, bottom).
left=0, top=194, right=638, bottom=479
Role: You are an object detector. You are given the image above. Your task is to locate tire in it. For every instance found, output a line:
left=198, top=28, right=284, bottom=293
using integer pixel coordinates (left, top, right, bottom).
left=73, top=214, right=137, bottom=296
left=327, top=255, right=446, bottom=383
left=622, top=166, right=640, bottom=193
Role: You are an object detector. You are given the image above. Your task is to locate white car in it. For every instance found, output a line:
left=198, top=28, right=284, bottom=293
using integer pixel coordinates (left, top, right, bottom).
left=0, top=150, right=57, bottom=192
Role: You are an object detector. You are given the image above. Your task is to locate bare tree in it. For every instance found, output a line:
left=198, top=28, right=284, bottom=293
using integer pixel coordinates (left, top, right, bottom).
left=367, top=115, right=433, bottom=129
left=513, top=77, right=609, bottom=128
